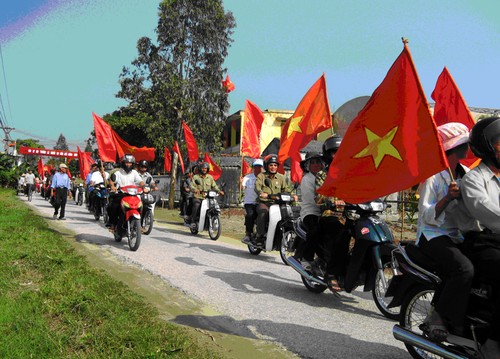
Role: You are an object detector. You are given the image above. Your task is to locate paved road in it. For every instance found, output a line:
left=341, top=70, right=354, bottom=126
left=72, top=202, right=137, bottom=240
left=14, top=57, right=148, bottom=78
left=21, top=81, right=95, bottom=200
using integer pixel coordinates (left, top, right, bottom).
left=24, top=194, right=409, bottom=359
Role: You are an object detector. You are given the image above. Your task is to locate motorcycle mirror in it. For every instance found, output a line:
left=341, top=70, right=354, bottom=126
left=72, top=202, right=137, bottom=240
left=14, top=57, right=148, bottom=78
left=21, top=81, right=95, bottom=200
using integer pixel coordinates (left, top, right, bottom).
left=110, top=173, right=117, bottom=182
left=155, top=179, right=160, bottom=184
left=264, top=178, right=271, bottom=187
left=146, top=177, right=152, bottom=185
left=195, top=179, right=201, bottom=185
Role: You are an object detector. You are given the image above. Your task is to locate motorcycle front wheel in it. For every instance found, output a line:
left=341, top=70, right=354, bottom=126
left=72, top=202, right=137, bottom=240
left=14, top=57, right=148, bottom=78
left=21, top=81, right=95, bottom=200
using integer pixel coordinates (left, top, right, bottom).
left=102, top=203, right=109, bottom=224
left=77, top=193, right=83, bottom=206
left=301, top=276, right=328, bottom=294
left=128, top=218, right=142, bottom=251
left=142, top=210, right=154, bottom=235
left=280, top=230, right=297, bottom=265
left=372, top=260, right=400, bottom=320
left=400, top=286, right=438, bottom=359
left=208, top=214, right=221, bottom=240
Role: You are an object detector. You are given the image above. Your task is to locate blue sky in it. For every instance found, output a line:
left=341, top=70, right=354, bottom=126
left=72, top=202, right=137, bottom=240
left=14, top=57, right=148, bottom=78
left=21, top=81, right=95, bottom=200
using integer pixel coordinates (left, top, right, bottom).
left=0, top=0, right=499, bottom=150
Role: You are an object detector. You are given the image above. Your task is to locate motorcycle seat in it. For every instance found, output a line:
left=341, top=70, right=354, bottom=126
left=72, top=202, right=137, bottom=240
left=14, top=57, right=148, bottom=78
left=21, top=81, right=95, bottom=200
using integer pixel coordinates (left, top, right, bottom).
left=404, top=243, right=439, bottom=272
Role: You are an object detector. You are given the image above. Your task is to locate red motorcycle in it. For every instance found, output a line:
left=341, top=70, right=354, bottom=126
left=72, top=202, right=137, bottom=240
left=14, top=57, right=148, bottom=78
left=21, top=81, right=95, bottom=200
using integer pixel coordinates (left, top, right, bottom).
left=113, top=185, right=143, bottom=251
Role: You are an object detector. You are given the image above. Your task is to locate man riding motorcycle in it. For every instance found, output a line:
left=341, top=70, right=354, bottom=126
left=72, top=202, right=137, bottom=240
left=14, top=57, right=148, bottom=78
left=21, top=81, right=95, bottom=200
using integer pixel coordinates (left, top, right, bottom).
left=253, top=154, right=294, bottom=247
left=188, top=162, right=224, bottom=230
left=107, top=154, right=145, bottom=230
left=137, top=160, right=158, bottom=191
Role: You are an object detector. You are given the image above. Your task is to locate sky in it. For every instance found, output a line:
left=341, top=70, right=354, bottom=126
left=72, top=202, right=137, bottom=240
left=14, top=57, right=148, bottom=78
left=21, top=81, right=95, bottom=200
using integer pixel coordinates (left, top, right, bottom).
left=0, top=0, right=499, bottom=150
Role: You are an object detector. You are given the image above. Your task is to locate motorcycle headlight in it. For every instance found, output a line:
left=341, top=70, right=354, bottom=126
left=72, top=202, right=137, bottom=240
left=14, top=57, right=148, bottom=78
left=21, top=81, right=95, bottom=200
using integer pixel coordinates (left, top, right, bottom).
left=208, top=190, right=217, bottom=197
left=127, top=188, right=138, bottom=195
left=280, top=194, right=291, bottom=202
left=143, top=186, right=151, bottom=194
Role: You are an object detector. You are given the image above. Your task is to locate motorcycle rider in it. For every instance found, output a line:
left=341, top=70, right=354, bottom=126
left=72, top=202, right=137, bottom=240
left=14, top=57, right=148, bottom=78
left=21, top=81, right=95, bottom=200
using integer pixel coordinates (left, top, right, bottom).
left=315, top=135, right=350, bottom=292
left=293, top=153, right=324, bottom=270
left=253, top=154, right=294, bottom=246
left=107, top=154, right=145, bottom=230
left=416, top=122, right=474, bottom=341
left=137, top=160, right=158, bottom=191
left=88, top=161, right=109, bottom=212
left=179, top=170, right=192, bottom=217
left=241, top=158, right=264, bottom=244
left=457, top=117, right=500, bottom=358
left=188, top=162, right=224, bottom=229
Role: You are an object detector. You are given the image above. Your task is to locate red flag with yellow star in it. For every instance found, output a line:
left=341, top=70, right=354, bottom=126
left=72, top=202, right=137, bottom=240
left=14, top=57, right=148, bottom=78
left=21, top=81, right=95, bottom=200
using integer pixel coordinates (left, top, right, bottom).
left=317, top=44, right=448, bottom=203
left=203, top=153, right=223, bottom=181
left=278, top=74, right=332, bottom=163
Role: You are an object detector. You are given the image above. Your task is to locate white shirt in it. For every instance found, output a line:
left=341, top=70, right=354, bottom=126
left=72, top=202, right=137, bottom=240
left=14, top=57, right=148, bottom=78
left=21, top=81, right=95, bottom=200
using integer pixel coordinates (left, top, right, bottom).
left=25, top=173, right=35, bottom=185
left=113, top=168, right=143, bottom=187
left=300, top=172, right=321, bottom=219
left=90, top=171, right=109, bottom=185
left=242, top=173, right=258, bottom=204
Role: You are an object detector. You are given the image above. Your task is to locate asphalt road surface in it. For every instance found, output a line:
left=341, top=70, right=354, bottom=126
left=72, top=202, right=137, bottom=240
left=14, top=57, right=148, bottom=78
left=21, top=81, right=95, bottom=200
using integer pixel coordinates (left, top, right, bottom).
left=23, top=193, right=409, bottom=359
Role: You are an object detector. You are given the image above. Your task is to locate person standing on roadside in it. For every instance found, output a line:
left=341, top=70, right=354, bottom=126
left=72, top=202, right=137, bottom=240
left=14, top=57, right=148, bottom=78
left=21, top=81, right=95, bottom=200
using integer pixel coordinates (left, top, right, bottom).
left=24, top=169, right=36, bottom=196
left=241, top=159, right=264, bottom=244
left=51, top=163, right=71, bottom=220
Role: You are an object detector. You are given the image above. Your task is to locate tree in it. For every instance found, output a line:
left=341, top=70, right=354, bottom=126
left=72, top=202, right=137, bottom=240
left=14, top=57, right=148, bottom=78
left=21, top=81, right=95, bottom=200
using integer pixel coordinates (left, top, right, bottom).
left=16, top=138, right=44, bottom=168
left=116, top=0, right=235, bottom=154
left=54, top=134, right=69, bottom=151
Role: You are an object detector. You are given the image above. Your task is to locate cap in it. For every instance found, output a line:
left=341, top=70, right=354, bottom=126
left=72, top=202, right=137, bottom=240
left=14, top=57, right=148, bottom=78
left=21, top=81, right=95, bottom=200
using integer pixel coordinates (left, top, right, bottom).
left=59, top=163, right=68, bottom=169
left=437, top=122, right=470, bottom=151
left=252, top=159, right=264, bottom=167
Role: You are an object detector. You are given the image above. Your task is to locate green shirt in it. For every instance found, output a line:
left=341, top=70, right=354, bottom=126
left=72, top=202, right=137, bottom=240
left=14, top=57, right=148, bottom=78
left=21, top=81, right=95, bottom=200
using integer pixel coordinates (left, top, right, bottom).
left=191, top=174, right=220, bottom=199
left=254, top=172, right=290, bottom=203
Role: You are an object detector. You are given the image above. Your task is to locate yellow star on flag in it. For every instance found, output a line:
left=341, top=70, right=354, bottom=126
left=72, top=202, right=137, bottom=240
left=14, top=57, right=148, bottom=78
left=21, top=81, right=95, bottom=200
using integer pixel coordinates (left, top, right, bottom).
left=287, top=116, right=303, bottom=137
left=353, top=126, right=402, bottom=169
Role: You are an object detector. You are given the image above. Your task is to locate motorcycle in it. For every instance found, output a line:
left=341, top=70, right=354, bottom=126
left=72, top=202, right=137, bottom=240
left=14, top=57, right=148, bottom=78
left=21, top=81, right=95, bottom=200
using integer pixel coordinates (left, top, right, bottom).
left=140, top=179, right=158, bottom=235
left=388, top=243, right=496, bottom=359
left=284, top=199, right=400, bottom=320
left=243, top=191, right=297, bottom=265
left=185, top=189, right=222, bottom=240
left=113, top=185, right=143, bottom=251
left=91, top=183, right=109, bottom=223
left=75, top=183, right=85, bottom=206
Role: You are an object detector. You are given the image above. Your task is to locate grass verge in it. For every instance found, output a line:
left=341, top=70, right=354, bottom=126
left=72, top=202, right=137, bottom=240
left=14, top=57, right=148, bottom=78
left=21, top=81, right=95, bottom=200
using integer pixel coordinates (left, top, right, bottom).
left=0, top=188, right=222, bottom=358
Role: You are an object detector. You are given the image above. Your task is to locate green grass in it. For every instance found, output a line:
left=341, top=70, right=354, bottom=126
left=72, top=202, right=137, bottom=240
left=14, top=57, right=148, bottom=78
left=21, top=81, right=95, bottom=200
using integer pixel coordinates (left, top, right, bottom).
left=0, top=188, right=222, bottom=358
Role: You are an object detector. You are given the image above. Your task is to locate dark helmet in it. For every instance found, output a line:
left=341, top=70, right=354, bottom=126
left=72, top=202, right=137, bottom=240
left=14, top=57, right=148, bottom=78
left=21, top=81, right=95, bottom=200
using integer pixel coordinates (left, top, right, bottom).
left=138, top=160, right=149, bottom=169
left=469, top=117, right=500, bottom=167
left=199, top=162, right=210, bottom=172
left=300, top=152, right=323, bottom=173
left=121, top=154, right=136, bottom=173
left=322, top=135, right=342, bottom=164
left=263, top=154, right=279, bottom=172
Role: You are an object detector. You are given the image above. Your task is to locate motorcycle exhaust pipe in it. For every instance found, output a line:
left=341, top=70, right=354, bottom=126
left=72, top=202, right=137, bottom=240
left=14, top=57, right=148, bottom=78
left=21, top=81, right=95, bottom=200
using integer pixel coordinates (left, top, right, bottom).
left=284, top=256, right=327, bottom=286
left=393, top=325, right=469, bottom=359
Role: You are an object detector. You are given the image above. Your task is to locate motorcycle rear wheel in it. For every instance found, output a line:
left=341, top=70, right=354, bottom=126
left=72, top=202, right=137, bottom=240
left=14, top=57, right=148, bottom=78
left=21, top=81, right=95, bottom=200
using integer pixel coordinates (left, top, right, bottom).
left=301, top=276, right=328, bottom=294
left=400, top=286, right=438, bottom=359
left=372, top=260, right=400, bottom=320
left=280, top=230, right=297, bottom=265
left=142, top=210, right=154, bottom=235
left=128, top=218, right=142, bottom=251
left=208, top=215, right=221, bottom=240
left=102, top=203, right=109, bottom=224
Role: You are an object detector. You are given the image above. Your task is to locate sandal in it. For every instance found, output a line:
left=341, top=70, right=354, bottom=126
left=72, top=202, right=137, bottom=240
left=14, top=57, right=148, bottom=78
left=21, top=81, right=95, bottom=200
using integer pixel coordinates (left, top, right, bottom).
left=325, top=275, right=342, bottom=292
left=421, top=310, right=448, bottom=342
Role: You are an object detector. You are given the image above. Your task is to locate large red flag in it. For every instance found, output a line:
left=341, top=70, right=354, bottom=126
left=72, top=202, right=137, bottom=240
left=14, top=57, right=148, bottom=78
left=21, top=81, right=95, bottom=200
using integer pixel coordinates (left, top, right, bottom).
left=242, top=158, right=252, bottom=176
left=93, top=112, right=117, bottom=162
left=290, top=157, right=303, bottom=184
left=182, top=121, right=199, bottom=162
left=37, top=158, right=44, bottom=179
left=278, top=74, right=332, bottom=163
left=431, top=67, right=477, bottom=167
left=204, top=153, right=222, bottom=181
left=172, top=141, right=185, bottom=174
left=113, top=133, right=155, bottom=162
left=164, top=147, right=172, bottom=173
left=222, top=74, right=235, bottom=93
left=241, top=100, right=264, bottom=158
left=318, top=44, right=448, bottom=203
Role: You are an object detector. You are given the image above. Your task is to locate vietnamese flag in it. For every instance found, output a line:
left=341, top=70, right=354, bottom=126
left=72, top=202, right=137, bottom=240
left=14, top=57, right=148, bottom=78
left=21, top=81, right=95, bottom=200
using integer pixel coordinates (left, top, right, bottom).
left=77, top=146, right=94, bottom=180
left=93, top=112, right=117, bottom=162
left=204, top=153, right=222, bottom=181
left=173, top=141, right=185, bottom=174
left=318, top=44, right=448, bottom=203
left=37, top=158, right=44, bottom=179
left=182, top=121, right=199, bottom=162
left=431, top=67, right=477, bottom=167
left=278, top=74, right=332, bottom=163
left=241, top=100, right=264, bottom=158
left=222, top=74, right=235, bottom=93
left=164, top=147, right=172, bottom=173
left=113, top=132, right=155, bottom=162
left=242, top=158, right=252, bottom=176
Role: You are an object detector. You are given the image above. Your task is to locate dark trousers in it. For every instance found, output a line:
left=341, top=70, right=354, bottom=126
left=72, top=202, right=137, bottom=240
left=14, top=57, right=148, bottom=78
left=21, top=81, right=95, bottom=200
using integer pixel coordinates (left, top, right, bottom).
left=180, top=194, right=192, bottom=216
left=244, top=204, right=257, bottom=234
left=321, top=216, right=350, bottom=278
left=256, top=202, right=271, bottom=237
left=191, top=198, right=202, bottom=222
left=295, top=215, right=320, bottom=261
left=107, top=193, right=124, bottom=226
left=462, top=232, right=500, bottom=341
left=53, top=188, right=68, bottom=218
left=419, top=234, right=474, bottom=332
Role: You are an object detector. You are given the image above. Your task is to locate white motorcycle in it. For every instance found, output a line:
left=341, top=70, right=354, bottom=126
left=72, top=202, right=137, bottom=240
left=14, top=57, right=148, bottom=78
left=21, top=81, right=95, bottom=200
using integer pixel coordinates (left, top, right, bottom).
left=185, top=190, right=222, bottom=241
left=243, top=192, right=296, bottom=264
left=140, top=180, right=158, bottom=235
